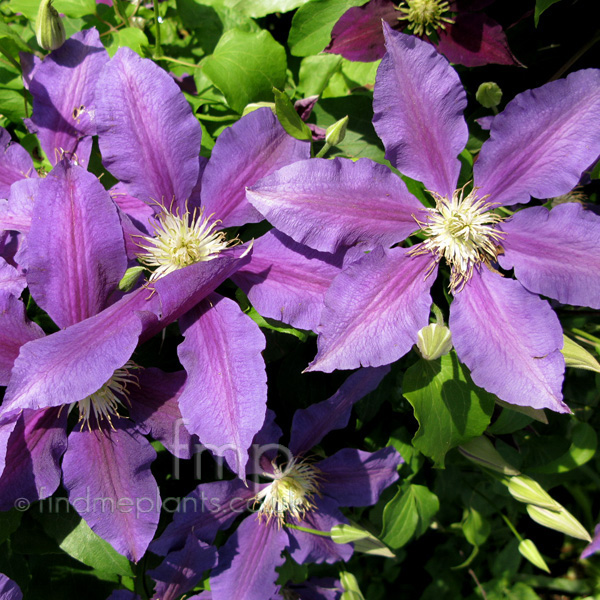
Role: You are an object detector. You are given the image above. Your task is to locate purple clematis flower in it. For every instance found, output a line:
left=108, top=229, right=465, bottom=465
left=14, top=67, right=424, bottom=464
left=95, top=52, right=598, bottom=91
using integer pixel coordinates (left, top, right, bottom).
left=247, top=26, right=600, bottom=413
left=151, top=366, right=401, bottom=600
left=326, top=0, right=520, bottom=66
left=0, top=573, right=21, bottom=600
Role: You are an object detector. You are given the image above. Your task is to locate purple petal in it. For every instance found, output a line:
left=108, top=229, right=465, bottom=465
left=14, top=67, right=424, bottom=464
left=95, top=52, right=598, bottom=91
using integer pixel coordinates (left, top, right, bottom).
left=200, top=108, right=310, bottom=228
left=0, top=128, right=37, bottom=197
left=177, top=293, right=267, bottom=478
left=148, top=535, right=216, bottom=600
left=499, top=203, right=600, bottom=309
left=0, top=178, right=39, bottom=235
left=318, top=446, right=401, bottom=507
left=150, top=479, right=256, bottom=555
left=62, top=421, right=160, bottom=562
left=232, top=230, right=345, bottom=331
left=582, top=523, right=600, bottom=559
left=290, top=367, right=390, bottom=455
left=450, top=268, right=567, bottom=412
left=307, top=247, right=435, bottom=372
left=26, top=161, right=127, bottom=328
left=247, top=157, right=422, bottom=254
left=0, top=293, right=44, bottom=386
left=0, top=258, right=25, bottom=297
left=373, top=26, right=467, bottom=198
left=474, top=69, right=600, bottom=207
left=96, top=47, right=202, bottom=211
left=325, top=0, right=397, bottom=62
left=247, top=409, right=283, bottom=476
left=435, top=13, right=521, bottom=67
left=210, top=516, right=288, bottom=600
left=0, top=407, right=67, bottom=511
left=286, top=578, right=343, bottom=600
left=288, top=496, right=353, bottom=565
left=128, top=368, right=198, bottom=459
left=110, top=182, right=154, bottom=234
left=0, top=573, right=22, bottom=600
left=25, top=28, right=109, bottom=166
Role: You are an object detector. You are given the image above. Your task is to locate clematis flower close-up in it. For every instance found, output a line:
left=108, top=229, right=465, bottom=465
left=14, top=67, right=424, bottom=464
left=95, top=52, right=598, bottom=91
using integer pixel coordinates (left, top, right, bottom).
left=247, top=25, right=600, bottom=413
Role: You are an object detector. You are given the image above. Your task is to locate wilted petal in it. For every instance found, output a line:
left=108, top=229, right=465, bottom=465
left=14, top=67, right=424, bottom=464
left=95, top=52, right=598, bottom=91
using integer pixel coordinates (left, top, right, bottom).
left=318, top=446, right=401, bottom=507
left=129, top=368, right=198, bottom=459
left=0, top=128, right=37, bottom=197
left=373, top=26, right=467, bottom=198
left=201, top=108, right=310, bottom=228
left=62, top=422, right=160, bottom=562
left=450, top=268, right=567, bottom=412
left=248, top=157, right=422, bottom=254
left=148, top=535, right=216, bottom=600
left=0, top=573, right=22, bottom=600
left=178, top=293, right=267, bottom=478
left=210, top=516, right=288, bottom=600
left=0, top=407, right=67, bottom=510
left=290, top=367, right=390, bottom=455
left=474, top=69, right=600, bottom=206
left=308, top=247, right=434, bottom=372
left=232, top=230, right=345, bottom=331
left=499, top=203, right=600, bottom=309
left=96, top=47, right=202, bottom=210
left=25, top=28, right=109, bottom=166
left=26, top=161, right=127, bottom=328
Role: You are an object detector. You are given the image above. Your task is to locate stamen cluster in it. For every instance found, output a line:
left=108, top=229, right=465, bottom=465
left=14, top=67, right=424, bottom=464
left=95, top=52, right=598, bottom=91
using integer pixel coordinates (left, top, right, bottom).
left=409, top=186, right=505, bottom=293
left=397, top=0, right=454, bottom=37
left=255, top=457, right=322, bottom=527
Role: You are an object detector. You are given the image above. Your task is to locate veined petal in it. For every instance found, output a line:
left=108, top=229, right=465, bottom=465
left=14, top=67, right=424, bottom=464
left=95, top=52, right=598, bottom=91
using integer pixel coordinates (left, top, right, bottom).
left=318, top=446, right=401, bottom=507
left=25, top=28, right=109, bottom=166
left=450, top=268, right=567, bottom=412
left=247, top=157, right=423, bottom=254
left=0, top=178, right=39, bottom=235
left=62, top=421, right=160, bottom=562
left=0, top=258, right=25, bottom=297
left=200, top=108, right=310, bottom=228
left=232, top=230, right=345, bottom=331
left=373, top=26, right=467, bottom=198
left=210, top=516, right=288, bottom=600
left=96, top=47, right=202, bottom=210
left=308, top=247, right=435, bottom=372
left=0, top=407, right=67, bottom=511
left=0, top=573, right=22, bottom=600
left=177, top=293, right=267, bottom=479
left=474, top=69, right=600, bottom=206
left=110, top=182, right=154, bottom=235
left=289, top=366, right=390, bottom=456
left=26, top=161, right=127, bottom=328
left=0, top=127, right=37, bottom=197
left=499, top=203, right=600, bottom=309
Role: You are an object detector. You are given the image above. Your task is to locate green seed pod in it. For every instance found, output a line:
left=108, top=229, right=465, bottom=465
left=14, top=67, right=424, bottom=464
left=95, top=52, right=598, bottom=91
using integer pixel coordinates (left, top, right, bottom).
left=476, top=81, right=503, bottom=109
left=35, top=0, right=66, bottom=51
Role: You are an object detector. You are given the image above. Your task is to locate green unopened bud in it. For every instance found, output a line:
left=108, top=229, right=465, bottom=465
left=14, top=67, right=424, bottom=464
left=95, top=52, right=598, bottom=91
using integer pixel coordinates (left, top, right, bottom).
left=459, top=436, right=520, bottom=475
left=325, top=115, right=349, bottom=147
left=118, top=266, right=145, bottom=292
left=562, top=335, right=600, bottom=373
left=35, top=0, right=66, bottom=51
left=518, top=539, right=550, bottom=573
left=476, top=82, right=502, bottom=109
left=506, top=475, right=561, bottom=511
left=340, top=572, right=365, bottom=600
left=417, top=322, right=453, bottom=360
left=242, top=102, right=276, bottom=117
left=331, top=523, right=395, bottom=557
left=527, top=504, right=592, bottom=542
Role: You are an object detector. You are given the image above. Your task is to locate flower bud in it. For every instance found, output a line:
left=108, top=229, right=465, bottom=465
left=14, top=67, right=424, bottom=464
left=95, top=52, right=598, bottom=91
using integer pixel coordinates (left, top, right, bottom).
left=476, top=82, right=502, bottom=109
left=561, top=334, right=600, bottom=373
left=416, top=322, right=453, bottom=360
left=506, top=475, right=561, bottom=511
left=340, top=572, right=366, bottom=600
left=35, top=0, right=66, bottom=51
left=527, top=504, right=592, bottom=542
left=331, top=523, right=394, bottom=557
left=325, top=115, right=349, bottom=147
left=118, top=266, right=145, bottom=292
left=518, top=539, right=550, bottom=573
left=459, top=436, right=520, bottom=475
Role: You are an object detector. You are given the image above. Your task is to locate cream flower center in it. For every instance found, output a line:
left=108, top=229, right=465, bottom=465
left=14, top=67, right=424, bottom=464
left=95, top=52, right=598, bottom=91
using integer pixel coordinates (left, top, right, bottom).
left=74, top=361, right=139, bottom=429
left=254, top=457, right=321, bottom=527
left=397, top=0, right=454, bottom=37
left=409, top=186, right=505, bottom=293
left=136, top=205, right=237, bottom=282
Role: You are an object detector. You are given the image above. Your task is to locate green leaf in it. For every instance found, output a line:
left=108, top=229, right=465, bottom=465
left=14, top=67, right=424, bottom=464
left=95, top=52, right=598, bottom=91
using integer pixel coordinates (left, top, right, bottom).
left=36, top=510, right=134, bottom=577
left=104, top=27, right=149, bottom=57
left=225, top=0, right=310, bottom=19
left=54, top=0, right=96, bottom=18
left=273, top=88, right=313, bottom=142
left=288, top=0, right=368, bottom=57
left=0, top=510, right=22, bottom=546
left=0, top=66, right=29, bottom=123
left=534, top=0, right=562, bottom=26
left=402, top=353, right=496, bottom=467
left=462, top=506, right=491, bottom=547
left=381, top=483, right=439, bottom=550
left=298, top=54, right=342, bottom=98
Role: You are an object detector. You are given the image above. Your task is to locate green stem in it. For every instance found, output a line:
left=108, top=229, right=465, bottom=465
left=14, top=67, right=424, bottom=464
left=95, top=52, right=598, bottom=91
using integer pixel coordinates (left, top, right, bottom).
left=500, top=513, right=523, bottom=542
left=153, top=0, right=162, bottom=58
left=550, top=31, right=600, bottom=81
left=571, top=328, right=600, bottom=345
left=0, top=47, right=21, bottom=72
left=197, top=113, right=238, bottom=122
left=157, top=55, right=201, bottom=70
left=315, top=143, right=332, bottom=159
left=285, top=523, right=331, bottom=537
left=431, top=302, right=445, bottom=326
